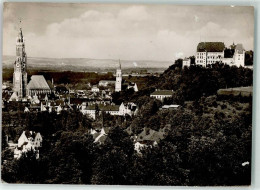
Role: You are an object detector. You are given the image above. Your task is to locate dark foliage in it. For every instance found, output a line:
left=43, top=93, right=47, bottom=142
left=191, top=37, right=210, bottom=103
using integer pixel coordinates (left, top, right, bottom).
left=1, top=62, right=252, bottom=185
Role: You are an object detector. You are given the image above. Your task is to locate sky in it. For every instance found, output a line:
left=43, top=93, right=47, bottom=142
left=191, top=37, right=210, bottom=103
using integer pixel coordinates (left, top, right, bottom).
left=3, top=3, right=254, bottom=61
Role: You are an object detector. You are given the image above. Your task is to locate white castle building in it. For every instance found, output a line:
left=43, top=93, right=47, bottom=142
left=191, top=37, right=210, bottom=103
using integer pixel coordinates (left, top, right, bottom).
left=194, top=42, right=246, bottom=68
left=222, top=43, right=245, bottom=67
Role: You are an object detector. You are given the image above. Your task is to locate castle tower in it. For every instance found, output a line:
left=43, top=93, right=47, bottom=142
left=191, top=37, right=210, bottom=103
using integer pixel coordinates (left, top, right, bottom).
left=115, top=60, right=122, bottom=92
left=234, top=44, right=245, bottom=67
left=13, top=27, right=27, bottom=99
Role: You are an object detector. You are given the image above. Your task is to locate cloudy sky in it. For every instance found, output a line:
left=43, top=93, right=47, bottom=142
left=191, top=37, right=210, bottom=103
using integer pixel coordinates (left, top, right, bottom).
left=3, top=3, right=254, bottom=61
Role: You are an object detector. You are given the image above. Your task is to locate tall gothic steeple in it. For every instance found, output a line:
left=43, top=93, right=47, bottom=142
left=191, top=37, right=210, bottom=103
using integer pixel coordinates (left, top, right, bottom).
left=13, top=26, right=27, bottom=99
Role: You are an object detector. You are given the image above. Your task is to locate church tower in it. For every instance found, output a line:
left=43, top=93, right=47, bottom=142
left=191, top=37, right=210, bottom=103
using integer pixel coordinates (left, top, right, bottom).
left=13, top=27, right=27, bottom=99
left=115, top=60, right=122, bottom=92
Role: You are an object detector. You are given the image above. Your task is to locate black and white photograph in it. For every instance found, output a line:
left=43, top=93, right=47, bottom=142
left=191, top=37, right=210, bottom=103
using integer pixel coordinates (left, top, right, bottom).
left=1, top=2, right=254, bottom=186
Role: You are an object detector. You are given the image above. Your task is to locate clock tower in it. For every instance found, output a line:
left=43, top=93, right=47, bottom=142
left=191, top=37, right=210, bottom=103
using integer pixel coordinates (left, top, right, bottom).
left=13, top=27, right=27, bottom=99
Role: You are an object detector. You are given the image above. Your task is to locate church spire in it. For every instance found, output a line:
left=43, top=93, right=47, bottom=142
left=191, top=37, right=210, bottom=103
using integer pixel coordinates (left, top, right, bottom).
left=13, top=24, right=28, bottom=99
left=119, top=59, right=121, bottom=69
left=17, top=19, right=24, bottom=43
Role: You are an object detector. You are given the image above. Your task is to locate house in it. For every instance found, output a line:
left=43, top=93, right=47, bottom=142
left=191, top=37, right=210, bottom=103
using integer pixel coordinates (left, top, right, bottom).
left=150, top=90, right=173, bottom=101
left=90, top=127, right=110, bottom=144
left=9, top=92, right=19, bottom=102
left=40, top=99, right=72, bottom=114
left=91, top=85, right=100, bottom=92
left=81, top=102, right=138, bottom=120
left=127, top=82, right=138, bottom=92
left=81, top=103, right=120, bottom=119
left=119, top=102, right=138, bottom=116
left=182, top=58, right=191, bottom=68
left=14, top=131, right=42, bottom=159
left=81, top=103, right=96, bottom=119
left=100, top=104, right=121, bottom=115
left=98, top=80, right=116, bottom=87
left=134, top=127, right=165, bottom=153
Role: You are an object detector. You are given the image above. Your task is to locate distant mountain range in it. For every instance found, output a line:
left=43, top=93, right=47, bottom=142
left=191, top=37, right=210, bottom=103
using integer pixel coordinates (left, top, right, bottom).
left=2, top=55, right=173, bottom=72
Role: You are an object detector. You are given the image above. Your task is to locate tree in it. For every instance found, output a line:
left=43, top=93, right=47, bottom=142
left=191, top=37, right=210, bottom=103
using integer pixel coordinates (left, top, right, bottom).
left=2, top=150, right=48, bottom=184
left=91, top=126, right=134, bottom=185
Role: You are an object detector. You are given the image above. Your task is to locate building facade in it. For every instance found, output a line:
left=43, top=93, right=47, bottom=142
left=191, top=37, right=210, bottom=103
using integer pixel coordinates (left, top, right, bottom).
left=127, top=82, right=138, bottom=92
left=195, top=42, right=225, bottom=67
left=91, top=85, right=100, bottom=92
left=13, top=28, right=27, bottom=99
left=195, top=42, right=246, bottom=68
left=81, top=102, right=138, bottom=120
left=182, top=58, right=191, bottom=68
left=150, top=90, right=173, bottom=101
left=233, top=44, right=245, bottom=67
left=14, top=131, right=42, bottom=159
left=99, top=80, right=116, bottom=87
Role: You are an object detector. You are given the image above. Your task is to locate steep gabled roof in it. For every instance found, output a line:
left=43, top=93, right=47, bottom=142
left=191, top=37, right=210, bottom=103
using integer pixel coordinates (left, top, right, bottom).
left=197, top=42, right=225, bottom=52
left=9, top=92, right=18, bottom=101
left=137, top=128, right=164, bottom=143
left=27, top=75, right=51, bottom=90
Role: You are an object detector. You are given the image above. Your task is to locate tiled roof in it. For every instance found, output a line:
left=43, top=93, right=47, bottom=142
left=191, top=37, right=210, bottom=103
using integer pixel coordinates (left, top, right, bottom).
left=197, top=42, right=225, bottom=52
left=100, top=105, right=120, bottom=111
left=70, top=98, right=87, bottom=105
left=151, top=90, right=173, bottom=96
left=27, top=75, right=51, bottom=90
left=92, top=132, right=100, bottom=139
left=235, top=44, right=244, bottom=54
left=84, top=104, right=120, bottom=111
left=137, top=128, right=164, bottom=142
left=98, top=135, right=108, bottom=144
